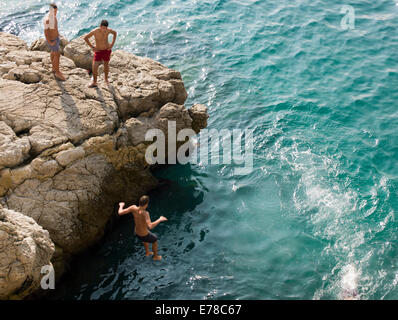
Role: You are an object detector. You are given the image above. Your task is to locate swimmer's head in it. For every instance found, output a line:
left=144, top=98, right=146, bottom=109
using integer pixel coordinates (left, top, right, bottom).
left=139, top=195, right=150, bottom=209
left=100, top=20, right=109, bottom=29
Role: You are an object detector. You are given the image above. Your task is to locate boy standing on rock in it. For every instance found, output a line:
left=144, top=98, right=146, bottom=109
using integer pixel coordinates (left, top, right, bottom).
left=43, top=2, right=66, bottom=81
left=118, top=195, right=167, bottom=261
left=83, top=20, right=117, bottom=88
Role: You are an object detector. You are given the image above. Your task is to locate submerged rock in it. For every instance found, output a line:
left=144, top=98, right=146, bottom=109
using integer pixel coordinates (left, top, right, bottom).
left=0, top=32, right=209, bottom=298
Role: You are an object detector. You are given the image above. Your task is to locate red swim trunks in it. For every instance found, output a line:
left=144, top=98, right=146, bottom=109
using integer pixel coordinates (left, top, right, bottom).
left=93, top=49, right=112, bottom=62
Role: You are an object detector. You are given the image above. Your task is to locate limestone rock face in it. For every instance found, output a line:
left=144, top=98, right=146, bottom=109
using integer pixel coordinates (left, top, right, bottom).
left=0, top=121, right=30, bottom=170
left=189, top=104, right=209, bottom=133
left=0, top=32, right=27, bottom=52
left=63, top=36, right=93, bottom=70
left=0, top=32, right=209, bottom=296
left=0, top=205, right=55, bottom=300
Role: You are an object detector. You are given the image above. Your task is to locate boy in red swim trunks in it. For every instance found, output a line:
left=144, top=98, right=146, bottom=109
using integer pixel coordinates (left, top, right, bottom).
left=84, top=20, right=117, bottom=87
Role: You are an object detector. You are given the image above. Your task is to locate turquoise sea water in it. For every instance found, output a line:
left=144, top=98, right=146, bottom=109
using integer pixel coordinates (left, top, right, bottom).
left=2, top=0, right=398, bottom=300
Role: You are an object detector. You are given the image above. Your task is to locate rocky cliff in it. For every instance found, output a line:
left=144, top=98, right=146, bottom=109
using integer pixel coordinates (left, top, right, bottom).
left=0, top=32, right=208, bottom=299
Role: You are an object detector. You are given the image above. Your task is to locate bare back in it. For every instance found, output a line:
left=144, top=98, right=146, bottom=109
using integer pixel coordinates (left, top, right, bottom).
left=92, top=27, right=112, bottom=50
left=132, top=208, right=150, bottom=237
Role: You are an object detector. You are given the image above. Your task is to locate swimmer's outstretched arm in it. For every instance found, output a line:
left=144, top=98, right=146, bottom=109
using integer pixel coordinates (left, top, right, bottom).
left=145, top=211, right=167, bottom=230
left=118, top=202, right=137, bottom=215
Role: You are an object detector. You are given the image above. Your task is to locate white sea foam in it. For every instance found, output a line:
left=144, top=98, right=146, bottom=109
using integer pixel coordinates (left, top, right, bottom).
left=273, top=138, right=370, bottom=299
left=339, top=264, right=360, bottom=300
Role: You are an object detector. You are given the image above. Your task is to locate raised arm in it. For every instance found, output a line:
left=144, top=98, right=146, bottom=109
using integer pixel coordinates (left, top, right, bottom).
left=144, top=211, right=167, bottom=230
left=109, top=28, right=117, bottom=49
left=118, top=202, right=137, bottom=215
left=84, top=30, right=96, bottom=50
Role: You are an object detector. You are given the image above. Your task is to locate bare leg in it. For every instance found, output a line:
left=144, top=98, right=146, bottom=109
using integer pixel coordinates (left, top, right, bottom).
left=104, top=61, right=110, bottom=85
left=152, top=241, right=162, bottom=261
left=53, top=52, right=66, bottom=81
left=143, top=242, right=153, bottom=256
left=50, top=52, right=56, bottom=72
left=89, top=60, right=100, bottom=87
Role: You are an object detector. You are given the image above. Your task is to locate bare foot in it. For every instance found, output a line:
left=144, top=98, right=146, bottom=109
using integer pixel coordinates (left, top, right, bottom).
left=88, top=82, right=98, bottom=88
left=145, top=251, right=154, bottom=256
left=54, top=72, right=66, bottom=81
left=153, top=255, right=162, bottom=261
left=105, top=80, right=110, bottom=86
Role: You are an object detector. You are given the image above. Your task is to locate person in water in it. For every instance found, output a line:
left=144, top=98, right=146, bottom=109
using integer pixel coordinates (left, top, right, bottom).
left=43, top=2, right=66, bottom=81
left=84, top=20, right=117, bottom=87
left=118, top=195, right=167, bottom=261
